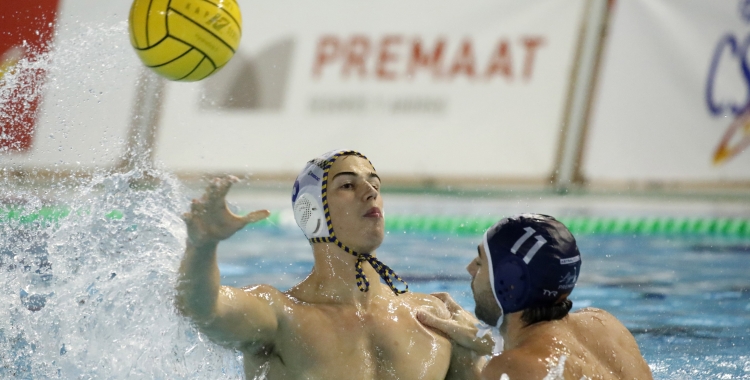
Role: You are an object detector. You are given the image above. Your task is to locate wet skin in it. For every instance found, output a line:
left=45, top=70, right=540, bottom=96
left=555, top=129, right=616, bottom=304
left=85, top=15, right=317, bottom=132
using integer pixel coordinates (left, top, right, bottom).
left=420, top=243, right=654, bottom=380
left=176, top=156, right=482, bottom=379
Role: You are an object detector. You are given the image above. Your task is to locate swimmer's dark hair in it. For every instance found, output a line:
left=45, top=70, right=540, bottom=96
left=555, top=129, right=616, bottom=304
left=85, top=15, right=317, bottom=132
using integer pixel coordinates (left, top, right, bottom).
left=521, top=298, right=573, bottom=325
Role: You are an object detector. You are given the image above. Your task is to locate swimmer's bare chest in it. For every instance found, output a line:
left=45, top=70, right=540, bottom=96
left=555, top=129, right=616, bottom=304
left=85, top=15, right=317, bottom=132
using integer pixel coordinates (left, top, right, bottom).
left=242, top=298, right=453, bottom=380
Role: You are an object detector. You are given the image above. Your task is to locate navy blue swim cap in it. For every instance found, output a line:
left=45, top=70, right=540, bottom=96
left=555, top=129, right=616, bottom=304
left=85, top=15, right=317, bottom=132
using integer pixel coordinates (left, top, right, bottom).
left=483, top=214, right=582, bottom=315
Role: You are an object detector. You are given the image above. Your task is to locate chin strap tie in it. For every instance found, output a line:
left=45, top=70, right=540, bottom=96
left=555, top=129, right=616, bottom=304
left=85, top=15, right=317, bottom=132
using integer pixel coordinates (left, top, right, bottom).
left=310, top=235, right=409, bottom=295
left=355, top=252, right=409, bottom=295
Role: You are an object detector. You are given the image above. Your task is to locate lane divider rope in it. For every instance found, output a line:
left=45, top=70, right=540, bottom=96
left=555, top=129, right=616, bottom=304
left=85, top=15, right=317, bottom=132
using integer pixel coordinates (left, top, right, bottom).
left=2, top=207, right=749, bottom=238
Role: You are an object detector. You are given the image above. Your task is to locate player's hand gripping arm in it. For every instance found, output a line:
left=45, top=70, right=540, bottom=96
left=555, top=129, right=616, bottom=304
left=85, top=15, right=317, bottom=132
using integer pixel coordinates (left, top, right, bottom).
left=418, top=292, right=493, bottom=380
left=175, top=176, right=276, bottom=348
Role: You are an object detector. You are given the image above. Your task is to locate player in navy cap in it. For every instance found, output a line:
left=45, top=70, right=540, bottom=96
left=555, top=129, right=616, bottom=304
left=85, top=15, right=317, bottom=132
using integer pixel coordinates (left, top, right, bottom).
left=418, top=214, right=653, bottom=380
left=478, top=213, right=582, bottom=323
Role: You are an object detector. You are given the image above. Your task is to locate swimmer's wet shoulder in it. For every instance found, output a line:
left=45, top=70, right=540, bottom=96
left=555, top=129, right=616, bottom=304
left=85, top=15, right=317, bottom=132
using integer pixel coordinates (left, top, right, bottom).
left=482, top=350, right=548, bottom=380
left=483, top=307, right=650, bottom=380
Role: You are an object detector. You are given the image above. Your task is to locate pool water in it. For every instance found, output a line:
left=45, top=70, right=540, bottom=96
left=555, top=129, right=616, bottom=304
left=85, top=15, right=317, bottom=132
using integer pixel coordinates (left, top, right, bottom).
left=219, top=227, right=750, bottom=379
left=1, top=169, right=749, bottom=379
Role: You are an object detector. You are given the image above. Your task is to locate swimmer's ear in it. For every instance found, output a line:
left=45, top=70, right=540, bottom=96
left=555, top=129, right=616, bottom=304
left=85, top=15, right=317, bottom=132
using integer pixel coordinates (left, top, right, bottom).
left=241, top=209, right=271, bottom=224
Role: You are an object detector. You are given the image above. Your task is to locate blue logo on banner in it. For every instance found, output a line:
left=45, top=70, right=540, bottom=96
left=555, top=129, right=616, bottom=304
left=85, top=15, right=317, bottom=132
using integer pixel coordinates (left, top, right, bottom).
left=705, top=1, right=750, bottom=165
left=705, top=2, right=750, bottom=116
left=705, top=35, right=750, bottom=116
left=741, top=0, right=750, bottom=23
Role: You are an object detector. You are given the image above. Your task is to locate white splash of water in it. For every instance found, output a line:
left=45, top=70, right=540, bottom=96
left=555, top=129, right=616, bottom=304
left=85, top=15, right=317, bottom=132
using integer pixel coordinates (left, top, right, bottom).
left=2, top=19, right=142, bottom=168
left=1, top=17, right=247, bottom=380
left=0, top=41, right=49, bottom=152
left=0, top=169, right=245, bottom=379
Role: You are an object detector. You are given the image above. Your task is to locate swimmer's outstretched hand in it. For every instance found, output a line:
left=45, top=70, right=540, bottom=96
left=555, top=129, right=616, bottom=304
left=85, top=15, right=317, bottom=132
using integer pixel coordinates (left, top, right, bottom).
left=417, top=292, right=494, bottom=356
left=182, top=176, right=270, bottom=247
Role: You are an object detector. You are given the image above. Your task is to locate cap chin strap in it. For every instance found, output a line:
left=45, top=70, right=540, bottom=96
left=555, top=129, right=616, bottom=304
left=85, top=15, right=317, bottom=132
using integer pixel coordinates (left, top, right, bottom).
left=482, top=229, right=507, bottom=329
left=310, top=234, right=408, bottom=295
left=496, top=305, right=505, bottom=329
left=482, top=231, right=501, bottom=307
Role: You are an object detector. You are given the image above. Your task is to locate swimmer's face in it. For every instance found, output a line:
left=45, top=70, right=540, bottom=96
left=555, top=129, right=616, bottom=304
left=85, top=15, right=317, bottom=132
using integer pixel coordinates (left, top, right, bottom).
left=467, top=244, right=503, bottom=326
left=327, top=155, right=384, bottom=253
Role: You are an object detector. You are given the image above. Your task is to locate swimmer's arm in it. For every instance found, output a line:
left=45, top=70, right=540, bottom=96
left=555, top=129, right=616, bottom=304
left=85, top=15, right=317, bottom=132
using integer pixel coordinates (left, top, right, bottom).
left=176, top=241, right=280, bottom=348
left=175, top=176, right=275, bottom=348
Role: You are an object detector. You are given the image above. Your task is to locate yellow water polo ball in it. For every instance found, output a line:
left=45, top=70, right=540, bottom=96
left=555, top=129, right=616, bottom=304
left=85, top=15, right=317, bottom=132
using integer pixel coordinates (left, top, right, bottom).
left=128, top=0, right=242, bottom=82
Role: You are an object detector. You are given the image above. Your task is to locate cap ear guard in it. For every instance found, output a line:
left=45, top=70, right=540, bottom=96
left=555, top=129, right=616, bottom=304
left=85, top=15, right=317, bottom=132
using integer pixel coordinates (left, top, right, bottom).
left=492, top=255, right=531, bottom=314
left=292, top=192, right=326, bottom=238
left=291, top=158, right=328, bottom=239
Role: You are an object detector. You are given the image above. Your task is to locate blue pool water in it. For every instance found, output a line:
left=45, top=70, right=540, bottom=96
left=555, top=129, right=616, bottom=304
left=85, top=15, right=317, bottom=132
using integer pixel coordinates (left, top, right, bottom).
left=2, top=170, right=749, bottom=379
left=219, top=227, right=750, bottom=379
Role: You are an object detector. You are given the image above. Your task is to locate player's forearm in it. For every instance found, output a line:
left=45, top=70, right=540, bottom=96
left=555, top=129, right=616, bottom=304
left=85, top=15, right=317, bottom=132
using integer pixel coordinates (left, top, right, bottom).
left=175, top=240, right=280, bottom=347
left=175, top=240, right=222, bottom=323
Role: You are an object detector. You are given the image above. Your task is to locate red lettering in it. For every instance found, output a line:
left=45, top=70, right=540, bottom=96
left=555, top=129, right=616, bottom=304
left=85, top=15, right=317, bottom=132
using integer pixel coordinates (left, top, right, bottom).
left=484, top=39, right=513, bottom=81
left=342, top=35, right=370, bottom=79
left=521, top=36, right=545, bottom=81
left=407, top=38, right=446, bottom=78
left=448, top=39, right=476, bottom=79
left=312, top=35, right=340, bottom=78
left=376, top=35, right=402, bottom=81
left=310, top=34, right=545, bottom=84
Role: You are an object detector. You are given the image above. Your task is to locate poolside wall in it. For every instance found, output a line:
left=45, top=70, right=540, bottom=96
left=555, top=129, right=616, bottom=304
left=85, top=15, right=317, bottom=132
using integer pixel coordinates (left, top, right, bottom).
left=1, top=0, right=749, bottom=190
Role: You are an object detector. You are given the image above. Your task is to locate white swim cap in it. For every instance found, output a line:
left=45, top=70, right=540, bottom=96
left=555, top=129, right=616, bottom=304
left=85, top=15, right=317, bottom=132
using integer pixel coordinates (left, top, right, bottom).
left=291, top=149, right=361, bottom=240
left=291, top=149, right=408, bottom=295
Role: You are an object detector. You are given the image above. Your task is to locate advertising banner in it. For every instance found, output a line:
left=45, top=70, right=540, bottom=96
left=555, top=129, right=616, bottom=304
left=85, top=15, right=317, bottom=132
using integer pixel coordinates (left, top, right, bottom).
left=584, top=0, right=750, bottom=183
left=155, top=0, right=587, bottom=179
left=1, top=1, right=143, bottom=171
left=0, top=0, right=61, bottom=153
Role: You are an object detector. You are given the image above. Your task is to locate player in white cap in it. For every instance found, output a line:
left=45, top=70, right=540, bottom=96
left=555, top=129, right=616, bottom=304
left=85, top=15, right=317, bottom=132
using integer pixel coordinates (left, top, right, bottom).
left=176, top=149, right=485, bottom=379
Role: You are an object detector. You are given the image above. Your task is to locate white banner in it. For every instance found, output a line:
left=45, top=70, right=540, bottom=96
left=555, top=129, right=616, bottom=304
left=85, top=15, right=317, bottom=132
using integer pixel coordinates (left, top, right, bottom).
left=156, top=0, right=587, bottom=178
left=584, top=0, right=750, bottom=183
left=1, top=0, right=141, bottom=170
